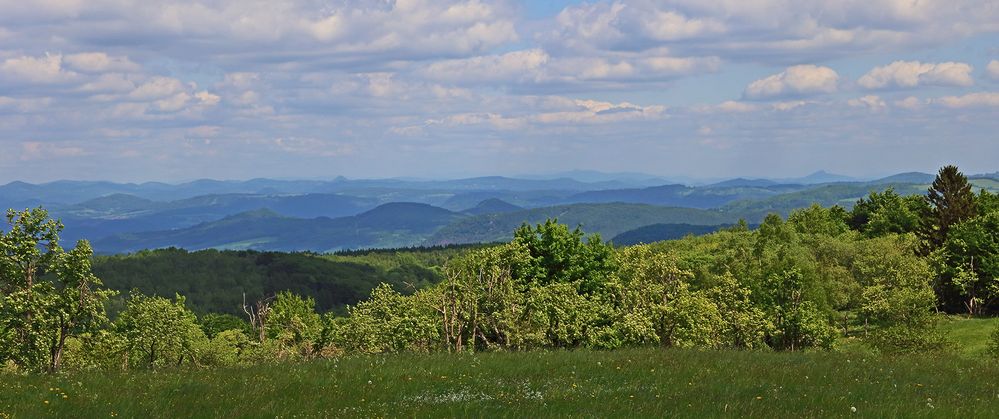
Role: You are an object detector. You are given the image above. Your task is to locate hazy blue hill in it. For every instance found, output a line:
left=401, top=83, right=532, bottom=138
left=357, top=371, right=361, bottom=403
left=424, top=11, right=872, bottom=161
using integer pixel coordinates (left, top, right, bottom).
left=427, top=203, right=738, bottom=245
left=66, top=194, right=158, bottom=217
left=439, top=190, right=568, bottom=210
left=718, top=182, right=929, bottom=218
left=92, top=203, right=467, bottom=253
left=564, top=184, right=692, bottom=205
left=779, top=170, right=856, bottom=184
left=872, top=172, right=935, bottom=184
left=561, top=183, right=806, bottom=209
left=611, top=223, right=736, bottom=246
left=157, top=193, right=377, bottom=219
left=518, top=170, right=675, bottom=186
left=463, top=198, right=523, bottom=215
left=706, top=178, right=780, bottom=188
left=0, top=180, right=138, bottom=205
left=350, top=202, right=465, bottom=233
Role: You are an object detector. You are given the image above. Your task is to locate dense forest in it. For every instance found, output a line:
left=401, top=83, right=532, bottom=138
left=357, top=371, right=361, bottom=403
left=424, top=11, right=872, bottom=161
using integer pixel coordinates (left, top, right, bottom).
left=90, top=247, right=463, bottom=315
left=2, top=166, right=999, bottom=374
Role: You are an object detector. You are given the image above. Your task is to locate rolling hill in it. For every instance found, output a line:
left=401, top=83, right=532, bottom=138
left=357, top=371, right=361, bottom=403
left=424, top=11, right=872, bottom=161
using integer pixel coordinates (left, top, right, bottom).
left=427, top=203, right=739, bottom=245
left=93, top=203, right=466, bottom=253
left=462, top=198, right=524, bottom=215
left=611, top=223, right=739, bottom=246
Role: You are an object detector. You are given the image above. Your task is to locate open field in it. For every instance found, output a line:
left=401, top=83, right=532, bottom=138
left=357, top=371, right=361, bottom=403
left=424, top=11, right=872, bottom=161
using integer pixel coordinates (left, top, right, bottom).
left=3, top=344, right=999, bottom=418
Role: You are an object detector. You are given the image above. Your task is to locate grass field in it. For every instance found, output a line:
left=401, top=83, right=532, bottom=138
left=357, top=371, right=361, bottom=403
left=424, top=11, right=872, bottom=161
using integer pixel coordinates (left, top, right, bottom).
left=3, top=347, right=999, bottom=418
left=2, top=316, right=997, bottom=418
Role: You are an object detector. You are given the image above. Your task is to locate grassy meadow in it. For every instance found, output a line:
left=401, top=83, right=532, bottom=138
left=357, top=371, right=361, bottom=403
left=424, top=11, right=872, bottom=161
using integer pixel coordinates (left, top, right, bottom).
left=2, top=316, right=999, bottom=418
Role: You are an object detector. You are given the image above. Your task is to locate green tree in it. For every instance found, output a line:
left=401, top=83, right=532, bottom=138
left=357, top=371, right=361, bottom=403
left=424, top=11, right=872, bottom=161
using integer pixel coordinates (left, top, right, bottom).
left=761, top=269, right=835, bottom=351
left=788, top=204, right=849, bottom=236
left=266, top=291, right=322, bottom=355
left=936, top=212, right=999, bottom=314
left=856, top=235, right=946, bottom=352
left=512, top=219, right=616, bottom=293
left=199, top=313, right=252, bottom=339
left=0, top=208, right=114, bottom=372
left=332, top=283, right=438, bottom=353
left=609, top=245, right=724, bottom=349
left=924, top=165, right=977, bottom=250
left=115, top=292, right=206, bottom=369
left=849, top=188, right=927, bottom=237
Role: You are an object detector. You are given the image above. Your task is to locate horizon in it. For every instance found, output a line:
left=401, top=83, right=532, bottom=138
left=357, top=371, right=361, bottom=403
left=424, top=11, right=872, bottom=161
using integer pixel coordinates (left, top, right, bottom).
left=0, top=167, right=986, bottom=187
left=2, top=1, right=998, bottom=182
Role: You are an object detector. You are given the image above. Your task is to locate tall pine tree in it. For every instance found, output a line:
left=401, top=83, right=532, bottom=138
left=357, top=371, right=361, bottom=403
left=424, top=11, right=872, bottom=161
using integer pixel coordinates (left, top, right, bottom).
left=924, top=165, right=977, bottom=250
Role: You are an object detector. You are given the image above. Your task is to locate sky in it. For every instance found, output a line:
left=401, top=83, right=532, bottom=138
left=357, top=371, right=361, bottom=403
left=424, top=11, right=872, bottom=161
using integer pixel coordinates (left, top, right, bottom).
left=1, top=0, right=998, bottom=183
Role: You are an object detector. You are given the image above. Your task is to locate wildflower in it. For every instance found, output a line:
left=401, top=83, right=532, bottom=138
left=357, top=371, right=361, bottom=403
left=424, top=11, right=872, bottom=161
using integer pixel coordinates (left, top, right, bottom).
left=850, top=406, right=857, bottom=413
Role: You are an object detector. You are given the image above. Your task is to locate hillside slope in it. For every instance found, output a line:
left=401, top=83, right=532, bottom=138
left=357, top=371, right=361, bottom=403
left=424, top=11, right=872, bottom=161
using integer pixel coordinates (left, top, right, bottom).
left=94, top=203, right=466, bottom=253
left=428, top=203, right=738, bottom=245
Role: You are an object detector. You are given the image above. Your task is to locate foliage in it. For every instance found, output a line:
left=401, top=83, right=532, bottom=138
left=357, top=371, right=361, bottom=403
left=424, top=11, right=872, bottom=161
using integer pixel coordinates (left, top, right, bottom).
left=92, top=248, right=443, bottom=314
left=924, top=165, right=977, bottom=250
left=934, top=211, right=999, bottom=314
left=330, top=284, right=439, bottom=354
left=855, top=235, right=947, bottom=353
left=266, top=291, right=322, bottom=354
left=0, top=208, right=115, bottom=372
left=114, top=292, right=206, bottom=369
left=849, top=187, right=927, bottom=237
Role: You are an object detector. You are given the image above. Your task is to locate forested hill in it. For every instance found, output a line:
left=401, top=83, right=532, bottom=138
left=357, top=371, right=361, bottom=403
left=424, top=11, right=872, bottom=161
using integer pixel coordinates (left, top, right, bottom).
left=427, top=203, right=739, bottom=245
left=5, top=172, right=999, bottom=254
left=93, top=203, right=464, bottom=253
left=92, top=247, right=453, bottom=315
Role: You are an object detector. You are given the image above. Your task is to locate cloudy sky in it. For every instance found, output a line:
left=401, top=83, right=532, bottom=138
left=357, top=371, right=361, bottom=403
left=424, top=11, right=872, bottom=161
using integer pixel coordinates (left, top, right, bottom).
left=1, top=0, right=998, bottom=182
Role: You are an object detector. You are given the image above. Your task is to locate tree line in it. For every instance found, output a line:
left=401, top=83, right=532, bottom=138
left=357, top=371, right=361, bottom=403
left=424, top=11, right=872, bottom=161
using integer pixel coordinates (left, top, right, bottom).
left=2, top=165, right=998, bottom=374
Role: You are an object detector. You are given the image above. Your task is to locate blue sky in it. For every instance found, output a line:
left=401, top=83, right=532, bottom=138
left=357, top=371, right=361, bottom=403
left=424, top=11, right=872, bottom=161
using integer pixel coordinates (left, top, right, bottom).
left=1, top=0, right=998, bottom=182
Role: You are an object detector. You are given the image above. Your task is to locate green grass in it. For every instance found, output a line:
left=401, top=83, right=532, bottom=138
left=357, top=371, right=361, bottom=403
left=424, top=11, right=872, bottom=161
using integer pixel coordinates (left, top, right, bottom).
left=938, top=316, right=999, bottom=358
left=833, top=315, right=999, bottom=358
left=4, top=348, right=999, bottom=418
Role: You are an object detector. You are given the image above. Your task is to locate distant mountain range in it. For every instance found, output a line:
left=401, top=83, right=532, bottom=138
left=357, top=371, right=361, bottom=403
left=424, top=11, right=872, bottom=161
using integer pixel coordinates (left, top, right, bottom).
left=3, top=170, right=998, bottom=254
left=94, top=203, right=465, bottom=253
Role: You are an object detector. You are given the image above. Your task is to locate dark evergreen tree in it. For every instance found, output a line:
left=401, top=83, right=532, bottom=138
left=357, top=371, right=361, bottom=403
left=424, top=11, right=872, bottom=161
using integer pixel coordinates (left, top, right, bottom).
left=923, top=165, right=977, bottom=250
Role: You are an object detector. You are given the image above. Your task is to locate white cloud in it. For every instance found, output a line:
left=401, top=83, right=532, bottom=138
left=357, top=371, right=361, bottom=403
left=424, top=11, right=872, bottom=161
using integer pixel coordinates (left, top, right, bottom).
left=848, top=95, right=887, bottom=111
left=422, top=49, right=550, bottom=83
left=63, top=53, right=140, bottom=73
left=20, top=141, right=87, bottom=161
left=128, top=77, right=189, bottom=100
left=934, top=92, right=999, bottom=108
left=893, top=96, right=927, bottom=110
left=0, top=54, right=77, bottom=84
left=0, top=96, right=52, bottom=112
left=78, top=73, right=137, bottom=93
left=744, top=65, right=839, bottom=99
left=713, top=101, right=759, bottom=113
left=858, top=61, right=974, bottom=89
left=988, top=60, right=999, bottom=81
left=543, top=0, right=999, bottom=63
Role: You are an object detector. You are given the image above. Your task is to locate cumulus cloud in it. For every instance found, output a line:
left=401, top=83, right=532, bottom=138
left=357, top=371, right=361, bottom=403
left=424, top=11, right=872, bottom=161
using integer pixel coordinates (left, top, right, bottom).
left=894, top=96, right=927, bottom=110
left=0, top=54, right=78, bottom=84
left=848, top=95, right=887, bottom=111
left=542, top=0, right=999, bottom=64
left=934, top=92, right=999, bottom=108
left=858, top=61, right=974, bottom=89
left=0, top=0, right=519, bottom=66
left=63, top=53, right=140, bottom=73
left=744, top=65, right=839, bottom=99
left=988, top=60, right=999, bottom=81
left=420, top=47, right=719, bottom=87
left=1, top=1, right=999, bottom=181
